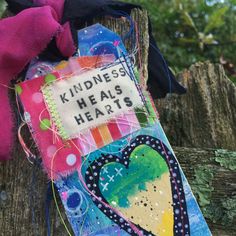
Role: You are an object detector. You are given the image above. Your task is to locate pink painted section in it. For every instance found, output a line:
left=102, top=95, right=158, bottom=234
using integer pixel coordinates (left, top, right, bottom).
left=117, top=111, right=141, bottom=136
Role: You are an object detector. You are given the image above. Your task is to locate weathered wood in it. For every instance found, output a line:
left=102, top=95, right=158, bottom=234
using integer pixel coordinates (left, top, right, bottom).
left=156, top=62, right=236, bottom=151
left=175, top=147, right=236, bottom=236
left=155, top=62, right=236, bottom=235
left=0, top=144, right=61, bottom=236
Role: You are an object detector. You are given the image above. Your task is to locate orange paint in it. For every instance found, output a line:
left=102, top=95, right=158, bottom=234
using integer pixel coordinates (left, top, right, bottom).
left=98, top=124, right=113, bottom=145
left=91, top=127, right=104, bottom=148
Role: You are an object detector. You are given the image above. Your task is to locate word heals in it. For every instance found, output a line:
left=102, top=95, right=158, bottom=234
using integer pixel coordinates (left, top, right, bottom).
left=44, top=62, right=143, bottom=139
left=74, top=95, right=133, bottom=126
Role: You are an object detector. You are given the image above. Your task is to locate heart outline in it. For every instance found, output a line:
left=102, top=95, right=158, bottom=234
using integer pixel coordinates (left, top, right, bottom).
left=85, top=135, right=190, bottom=236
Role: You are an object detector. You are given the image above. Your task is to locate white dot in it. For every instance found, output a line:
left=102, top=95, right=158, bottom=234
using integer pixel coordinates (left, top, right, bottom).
left=66, top=154, right=77, bottom=166
left=32, top=92, right=43, bottom=104
left=175, top=209, right=180, bottom=214
left=47, top=145, right=57, bottom=158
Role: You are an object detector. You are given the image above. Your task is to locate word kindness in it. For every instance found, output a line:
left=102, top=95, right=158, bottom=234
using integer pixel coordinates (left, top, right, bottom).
left=45, top=63, right=143, bottom=138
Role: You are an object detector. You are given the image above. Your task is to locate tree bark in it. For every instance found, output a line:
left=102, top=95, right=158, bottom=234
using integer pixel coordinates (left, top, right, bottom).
left=175, top=147, right=236, bottom=236
left=155, top=62, right=236, bottom=235
left=156, top=62, right=236, bottom=151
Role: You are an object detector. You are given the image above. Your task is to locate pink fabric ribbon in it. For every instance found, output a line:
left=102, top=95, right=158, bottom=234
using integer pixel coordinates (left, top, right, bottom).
left=0, top=0, right=75, bottom=161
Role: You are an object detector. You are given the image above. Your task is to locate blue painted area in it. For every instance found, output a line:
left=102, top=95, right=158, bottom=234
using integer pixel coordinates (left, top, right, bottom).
left=181, top=173, right=212, bottom=236
left=67, top=192, right=81, bottom=209
left=56, top=173, right=129, bottom=236
left=78, top=23, right=127, bottom=59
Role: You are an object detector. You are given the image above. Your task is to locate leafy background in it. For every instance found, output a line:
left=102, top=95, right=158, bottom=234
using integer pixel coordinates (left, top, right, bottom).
left=126, top=0, right=236, bottom=82
left=0, top=0, right=5, bottom=16
left=0, top=0, right=235, bottom=81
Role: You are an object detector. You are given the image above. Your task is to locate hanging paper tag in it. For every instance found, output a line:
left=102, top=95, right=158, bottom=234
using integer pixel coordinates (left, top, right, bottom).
left=43, top=62, right=143, bottom=139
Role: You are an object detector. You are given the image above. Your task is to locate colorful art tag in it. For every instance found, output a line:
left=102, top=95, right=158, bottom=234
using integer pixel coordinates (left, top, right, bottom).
left=54, top=24, right=211, bottom=236
left=17, top=24, right=211, bottom=236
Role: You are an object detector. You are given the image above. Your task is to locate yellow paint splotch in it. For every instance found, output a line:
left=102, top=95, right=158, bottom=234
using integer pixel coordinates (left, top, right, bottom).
left=157, top=211, right=174, bottom=236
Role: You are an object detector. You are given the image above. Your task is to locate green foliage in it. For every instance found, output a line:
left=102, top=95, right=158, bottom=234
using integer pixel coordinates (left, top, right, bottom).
left=0, top=0, right=6, bottom=17
left=204, top=6, right=229, bottom=33
left=215, top=149, right=236, bottom=171
left=126, top=0, right=236, bottom=77
left=192, top=166, right=214, bottom=207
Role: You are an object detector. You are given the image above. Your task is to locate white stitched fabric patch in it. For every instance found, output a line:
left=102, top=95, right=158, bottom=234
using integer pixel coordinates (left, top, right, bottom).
left=42, top=62, right=144, bottom=139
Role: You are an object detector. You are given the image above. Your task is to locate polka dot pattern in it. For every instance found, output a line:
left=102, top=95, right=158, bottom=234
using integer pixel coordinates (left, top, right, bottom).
left=63, top=189, right=88, bottom=218
left=66, top=154, right=77, bottom=166
left=40, top=119, right=51, bottom=131
left=32, top=92, right=43, bottom=104
left=44, top=73, right=57, bottom=84
left=15, top=85, right=23, bottom=95
left=47, top=145, right=57, bottom=158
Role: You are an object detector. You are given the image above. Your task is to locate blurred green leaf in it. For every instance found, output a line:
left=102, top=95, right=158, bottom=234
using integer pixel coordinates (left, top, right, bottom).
left=0, top=0, right=7, bottom=18
left=181, top=11, right=198, bottom=33
left=178, top=37, right=197, bottom=44
left=204, top=6, right=229, bottom=33
left=126, top=0, right=235, bottom=76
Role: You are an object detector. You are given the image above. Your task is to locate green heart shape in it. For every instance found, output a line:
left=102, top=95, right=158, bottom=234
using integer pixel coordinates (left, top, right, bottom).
left=99, top=145, right=169, bottom=208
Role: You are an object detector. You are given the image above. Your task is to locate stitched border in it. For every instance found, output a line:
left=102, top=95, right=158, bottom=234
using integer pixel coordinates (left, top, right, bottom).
left=42, top=85, right=69, bottom=140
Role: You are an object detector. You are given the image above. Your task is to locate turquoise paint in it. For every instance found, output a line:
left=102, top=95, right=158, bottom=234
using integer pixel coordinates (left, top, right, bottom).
left=99, top=145, right=169, bottom=208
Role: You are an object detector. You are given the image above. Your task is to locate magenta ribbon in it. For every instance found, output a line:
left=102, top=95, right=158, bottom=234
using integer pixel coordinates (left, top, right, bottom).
left=0, top=0, right=75, bottom=161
